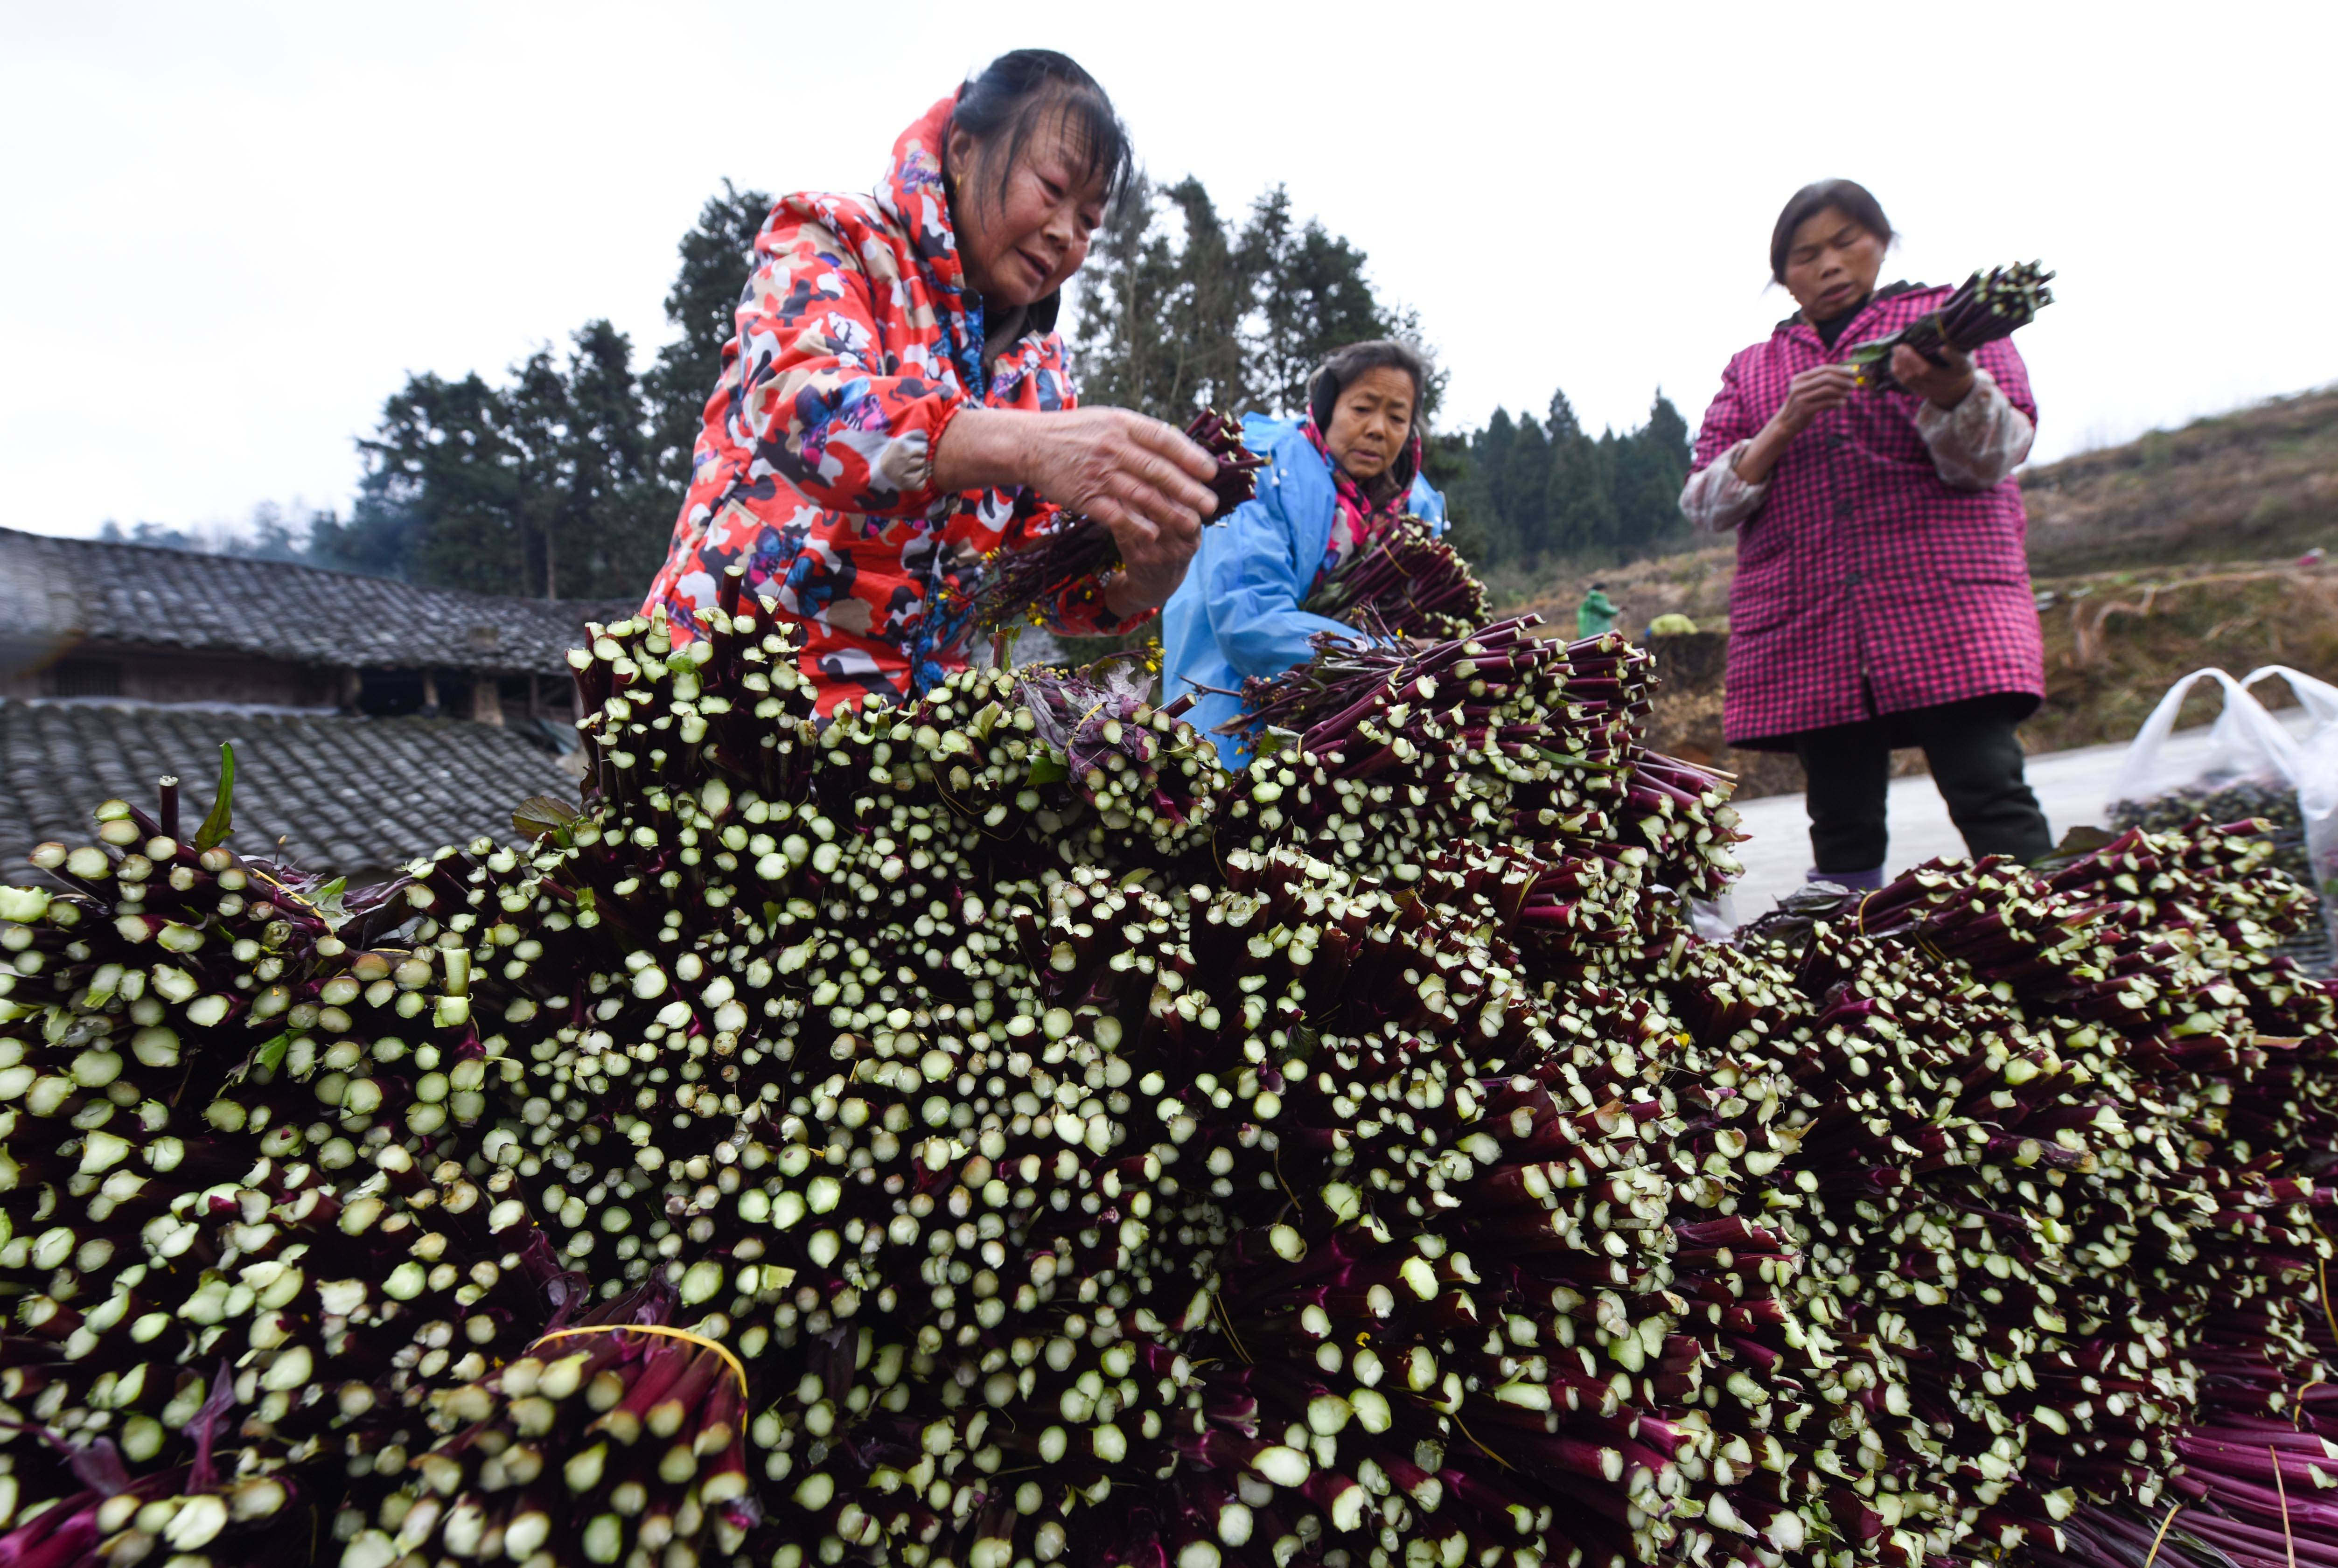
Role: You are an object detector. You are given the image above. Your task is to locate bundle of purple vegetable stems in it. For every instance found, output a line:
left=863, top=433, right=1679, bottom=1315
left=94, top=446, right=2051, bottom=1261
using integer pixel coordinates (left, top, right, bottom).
left=6, top=506, right=2338, bottom=1568
left=1848, top=260, right=2055, bottom=392
left=967, top=408, right=1267, bottom=632
left=1302, top=517, right=1488, bottom=641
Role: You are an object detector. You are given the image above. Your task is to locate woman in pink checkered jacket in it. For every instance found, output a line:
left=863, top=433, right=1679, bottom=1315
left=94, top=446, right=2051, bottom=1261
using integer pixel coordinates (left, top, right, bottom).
left=1681, top=179, right=2052, bottom=891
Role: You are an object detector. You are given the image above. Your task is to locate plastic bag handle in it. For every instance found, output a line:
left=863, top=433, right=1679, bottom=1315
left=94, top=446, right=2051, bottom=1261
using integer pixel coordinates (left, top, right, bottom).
left=2108, top=667, right=2298, bottom=810
left=2240, top=665, right=2338, bottom=731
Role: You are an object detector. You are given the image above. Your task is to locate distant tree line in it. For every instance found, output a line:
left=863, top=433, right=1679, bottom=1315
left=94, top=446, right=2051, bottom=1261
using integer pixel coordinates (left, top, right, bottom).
left=1071, top=177, right=1432, bottom=426
left=302, top=182, right=770, bottom=599
left=103, top=175, right=1703, bottom=598
left=1444, top=390, right=1696, bottom=572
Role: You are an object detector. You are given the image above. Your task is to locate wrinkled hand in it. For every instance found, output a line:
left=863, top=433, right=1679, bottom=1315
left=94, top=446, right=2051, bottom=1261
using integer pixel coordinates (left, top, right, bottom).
left=1891, top=342, right=1977, bottom=409
left=1772, top=363, right=1859, bottom=436
left=1022, top=409, right=1218, bottom=613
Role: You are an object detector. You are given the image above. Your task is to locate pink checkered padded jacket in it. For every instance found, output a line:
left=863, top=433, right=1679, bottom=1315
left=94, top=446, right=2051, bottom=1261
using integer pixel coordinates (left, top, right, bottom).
left=1689, top=285, right=2045, bottom=751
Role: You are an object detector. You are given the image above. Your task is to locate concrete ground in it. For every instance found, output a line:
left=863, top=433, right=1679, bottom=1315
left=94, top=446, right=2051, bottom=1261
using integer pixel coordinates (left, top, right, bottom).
left=1719, top=714, right=2315, bottom=926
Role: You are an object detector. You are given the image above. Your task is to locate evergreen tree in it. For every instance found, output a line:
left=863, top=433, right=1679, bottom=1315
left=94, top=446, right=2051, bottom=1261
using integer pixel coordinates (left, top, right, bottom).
left=1606, top=390, right=1694, bottom=556
left=1069, top=175, right=1183, bottom=420
left=1419, top=432, right=1480, bottom=558
left=1239, top=187, right=1402, bottom=419
left=314, top=173, right=1461, bottom=599
left=1157, top=177, right=1251, bottom=418
left=502, top=345, right=571, bottom=600
left=1455, top=409, right=1517, bottom=564
left=1493, top=413, right=1553, bottom=561
left=1544, top=390, right=1614, bottom=557
left=333, top=323, right=663, bottom=599
left=351, top=372, right=523, bottom=595
left=1644, top=390, right=1691, bottom=469
left=560, top=320, right=665, bottom=598
left=323, top=185, right=745, bottom=595
left=1072, top=176, right=1429, bottom=433
left=99, top=520, right=220, bottom=553
left=1444, top=385, right=1705, bottom=574
left=643, top=181, right=772, bottom=492
left=240, top=503, right=308, bottom=564
left=307, top=487, right=423, bottom=580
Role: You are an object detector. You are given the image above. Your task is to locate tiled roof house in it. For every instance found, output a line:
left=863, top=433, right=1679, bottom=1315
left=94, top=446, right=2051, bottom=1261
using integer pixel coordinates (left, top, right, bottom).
left=0, top=528, right=627, bottom=883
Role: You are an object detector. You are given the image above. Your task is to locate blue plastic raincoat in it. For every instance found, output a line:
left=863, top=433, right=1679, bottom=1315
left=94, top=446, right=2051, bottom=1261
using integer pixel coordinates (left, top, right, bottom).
left=1159, top=416, right=1446, bottom=765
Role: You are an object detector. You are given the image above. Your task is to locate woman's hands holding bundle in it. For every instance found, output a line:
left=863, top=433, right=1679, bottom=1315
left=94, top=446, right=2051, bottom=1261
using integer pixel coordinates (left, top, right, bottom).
left=1026, top=408, right=1221, bottom=613
left=1734, top=348, right=1979, bottom=488
left=1888, top=341, right=1977, bottom=409
left=937, top=406, right=1218, bottom=615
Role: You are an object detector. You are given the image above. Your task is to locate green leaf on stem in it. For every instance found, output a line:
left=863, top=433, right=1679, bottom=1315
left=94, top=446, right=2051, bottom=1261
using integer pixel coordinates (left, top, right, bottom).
left=514, top=794, right=581, bottom=845
left=192, top=743, right=237, bottom=851
left=254, top=1032, right=292, bottom=1073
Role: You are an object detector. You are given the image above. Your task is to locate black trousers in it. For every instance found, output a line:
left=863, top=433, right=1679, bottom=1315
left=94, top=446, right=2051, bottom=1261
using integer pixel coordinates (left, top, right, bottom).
left=1792, top=696, right=2054, bottom=874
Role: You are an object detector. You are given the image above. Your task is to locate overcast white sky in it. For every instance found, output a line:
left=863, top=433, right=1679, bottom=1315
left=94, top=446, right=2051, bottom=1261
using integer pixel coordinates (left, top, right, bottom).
left=4, top=2, right=2332, bottom=540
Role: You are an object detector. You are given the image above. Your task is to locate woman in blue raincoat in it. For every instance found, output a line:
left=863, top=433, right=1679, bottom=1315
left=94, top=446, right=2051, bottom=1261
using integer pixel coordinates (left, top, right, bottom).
left=1160, top=341, right=1447, bottom=764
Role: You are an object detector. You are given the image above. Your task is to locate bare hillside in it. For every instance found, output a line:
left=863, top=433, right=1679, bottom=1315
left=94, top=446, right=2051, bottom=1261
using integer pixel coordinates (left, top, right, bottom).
left=2023, top=386, right=2338, bottom=570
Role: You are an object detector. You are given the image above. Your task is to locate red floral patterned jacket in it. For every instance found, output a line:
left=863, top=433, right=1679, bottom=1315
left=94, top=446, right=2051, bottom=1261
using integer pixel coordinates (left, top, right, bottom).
left=640, top=95, right=1139, bottom=715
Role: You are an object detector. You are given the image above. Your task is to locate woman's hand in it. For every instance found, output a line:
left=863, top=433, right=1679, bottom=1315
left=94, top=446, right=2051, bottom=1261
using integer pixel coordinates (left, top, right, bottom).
left=1890, top=342, right=1977, bottom=409
left=1733, top=364, right=1858, bottom=485
left=937, top=406, right=1219, bottom=613
left=1024, top=410, right=1217, bottom=608
left=1774, top=363, right=1859, bottom=434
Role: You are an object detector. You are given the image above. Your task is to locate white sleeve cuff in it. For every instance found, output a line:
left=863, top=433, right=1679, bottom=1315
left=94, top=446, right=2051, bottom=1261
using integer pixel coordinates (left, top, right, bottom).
left=1679, top=440, right=1768, bottom=533
left=1914, top=367, right=2035, bottom=489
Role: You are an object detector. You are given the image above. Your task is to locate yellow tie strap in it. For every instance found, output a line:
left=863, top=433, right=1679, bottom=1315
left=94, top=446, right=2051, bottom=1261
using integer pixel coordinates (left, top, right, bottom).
left=527, top=1323, right=749, bottom=1405
left=2140, top=1502, right=2180, bottom=1568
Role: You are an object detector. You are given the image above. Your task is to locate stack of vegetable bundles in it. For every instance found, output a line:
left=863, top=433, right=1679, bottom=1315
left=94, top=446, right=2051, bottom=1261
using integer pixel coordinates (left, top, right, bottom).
left=3, top=556, right=2335, bottom=1568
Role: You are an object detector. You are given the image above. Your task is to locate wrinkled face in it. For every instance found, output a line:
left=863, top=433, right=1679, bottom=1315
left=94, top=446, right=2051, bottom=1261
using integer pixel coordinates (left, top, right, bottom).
left=1780, top=207, right=1887, bottom=323
left=1323, top=365, right=1417, bottom=485
left=948, top=108, right=1108, bottom=312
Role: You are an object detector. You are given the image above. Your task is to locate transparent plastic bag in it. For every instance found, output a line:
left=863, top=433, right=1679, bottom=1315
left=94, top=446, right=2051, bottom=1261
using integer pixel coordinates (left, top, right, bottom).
left=2107, top=668, right=2299, bottom=821
left=2297, top=724, right=2338, bottom=947
left=2242, top=664, right=2338, bottom=732
left=2109, top=666, right=2333, bottom=957
left=1686, top=891, right=1739, bottom=941
left=2243, top=666, right=2338, bottom=949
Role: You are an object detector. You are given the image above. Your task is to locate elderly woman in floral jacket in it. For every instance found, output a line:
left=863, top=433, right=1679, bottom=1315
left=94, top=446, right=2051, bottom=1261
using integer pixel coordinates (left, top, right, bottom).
left=1682, top=179, right=2052, bottom=890
left=642, top=50, right=1219, bottom=716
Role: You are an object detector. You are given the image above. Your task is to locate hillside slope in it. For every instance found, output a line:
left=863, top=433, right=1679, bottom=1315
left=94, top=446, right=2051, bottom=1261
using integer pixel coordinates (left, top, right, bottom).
left=2024, top=386, right=2338, bottom=571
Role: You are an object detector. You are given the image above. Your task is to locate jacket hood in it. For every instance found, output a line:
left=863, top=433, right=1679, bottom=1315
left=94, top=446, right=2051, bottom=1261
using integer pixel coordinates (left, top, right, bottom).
left=876, top=93, right=1065, bottom=387
left=872, top=97, right=977, bottom=391
left=876, top=96, right=962, bottom=283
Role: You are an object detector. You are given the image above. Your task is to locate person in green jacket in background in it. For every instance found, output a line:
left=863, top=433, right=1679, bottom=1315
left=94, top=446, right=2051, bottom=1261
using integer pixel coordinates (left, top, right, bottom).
left=1577, top=582, right=1620, bottom=637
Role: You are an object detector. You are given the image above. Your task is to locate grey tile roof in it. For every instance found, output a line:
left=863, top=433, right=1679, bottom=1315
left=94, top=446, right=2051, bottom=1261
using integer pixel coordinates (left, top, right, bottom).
left=0, top=700, right=581, bottom=886
left=0, top=528, right=635, bottom=677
